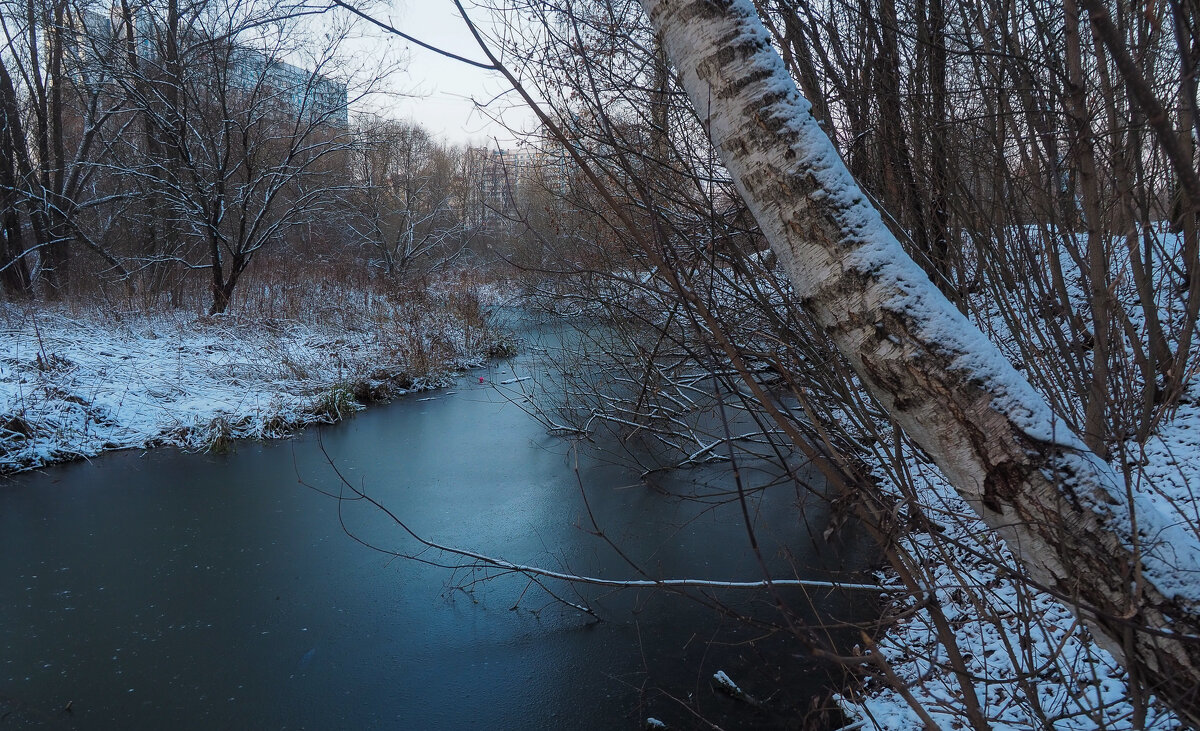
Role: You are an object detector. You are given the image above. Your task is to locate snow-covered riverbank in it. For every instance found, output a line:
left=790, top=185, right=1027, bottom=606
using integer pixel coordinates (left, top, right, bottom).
left=0, top=284, right=514, bottom=473
left=834, top=290, right=1200, bottom=729
left=837, top=422, right=1196, bottom=730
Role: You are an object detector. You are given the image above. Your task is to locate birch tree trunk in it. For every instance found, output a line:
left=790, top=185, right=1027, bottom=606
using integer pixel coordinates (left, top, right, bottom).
left=638, top=0, right=1200, bottom=721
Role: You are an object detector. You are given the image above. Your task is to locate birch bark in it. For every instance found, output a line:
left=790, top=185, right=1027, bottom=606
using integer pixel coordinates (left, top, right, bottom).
left=637, top=0, right=1200, bottom=721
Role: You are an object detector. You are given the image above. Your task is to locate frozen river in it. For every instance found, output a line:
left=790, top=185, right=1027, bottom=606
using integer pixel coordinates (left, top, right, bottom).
left=0, top=318, right=876, bottom=729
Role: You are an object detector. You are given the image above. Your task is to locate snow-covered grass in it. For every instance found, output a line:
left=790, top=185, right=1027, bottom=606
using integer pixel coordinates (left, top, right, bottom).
left=0, top=279, right=516, bottom=473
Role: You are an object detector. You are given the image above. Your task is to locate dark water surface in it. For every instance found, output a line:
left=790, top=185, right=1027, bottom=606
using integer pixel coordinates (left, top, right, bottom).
left=0, top=320, right=876, bottom=729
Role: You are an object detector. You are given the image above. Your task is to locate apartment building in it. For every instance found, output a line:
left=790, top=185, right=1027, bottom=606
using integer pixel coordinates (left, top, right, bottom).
left=75, top=5, right=347, bottom=127
left=466, top=144, right=570, bottom=233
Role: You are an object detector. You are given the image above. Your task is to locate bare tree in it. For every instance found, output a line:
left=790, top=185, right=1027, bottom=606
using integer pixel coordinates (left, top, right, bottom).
left=347, top=117, right=468, bottom=279
left=99, top=0, right=361, bottom=313
left=290, top=0, right=1200, bottom=722
left=0, top=54, right=33, bottom=296
left=0, top=0, right=131, bottom=295
left=637, top=0, right=1200, bottom=721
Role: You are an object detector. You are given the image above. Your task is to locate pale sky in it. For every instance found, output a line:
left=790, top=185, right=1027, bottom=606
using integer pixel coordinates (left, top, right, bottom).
left=346, top=0, right=537, bottom=147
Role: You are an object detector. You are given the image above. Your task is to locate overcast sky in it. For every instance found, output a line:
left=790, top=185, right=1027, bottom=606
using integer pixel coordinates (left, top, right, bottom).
left=348, top=1, right=537, bottom=147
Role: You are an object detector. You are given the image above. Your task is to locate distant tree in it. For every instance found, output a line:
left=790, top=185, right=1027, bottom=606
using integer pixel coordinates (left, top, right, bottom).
left=347, top=119, right=468, bottom=279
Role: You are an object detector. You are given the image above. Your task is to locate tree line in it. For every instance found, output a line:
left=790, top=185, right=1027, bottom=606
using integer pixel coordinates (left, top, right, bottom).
left=0, top=0, right=538, bottom=313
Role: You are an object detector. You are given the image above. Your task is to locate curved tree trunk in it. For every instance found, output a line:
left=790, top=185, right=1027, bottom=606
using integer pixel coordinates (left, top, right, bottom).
left=638, top=0, right=1200, bottom=722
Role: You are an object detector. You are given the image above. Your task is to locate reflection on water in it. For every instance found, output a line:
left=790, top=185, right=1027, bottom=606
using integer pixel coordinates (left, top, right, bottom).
left=0, top=320, right=876, bottom=729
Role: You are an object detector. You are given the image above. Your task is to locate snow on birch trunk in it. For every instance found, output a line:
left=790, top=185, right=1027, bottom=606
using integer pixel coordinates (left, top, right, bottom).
left=639, top=0, right=1200, bottom=720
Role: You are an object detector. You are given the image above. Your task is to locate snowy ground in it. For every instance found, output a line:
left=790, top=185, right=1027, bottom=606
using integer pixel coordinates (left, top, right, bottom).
left=0, top=285, right=513, bottom=473
left=836, top=438, right=1191, bottom=730
left=825, top=388, right=1200, bottom=730
left=833, top=229, right=1200, bottom=730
